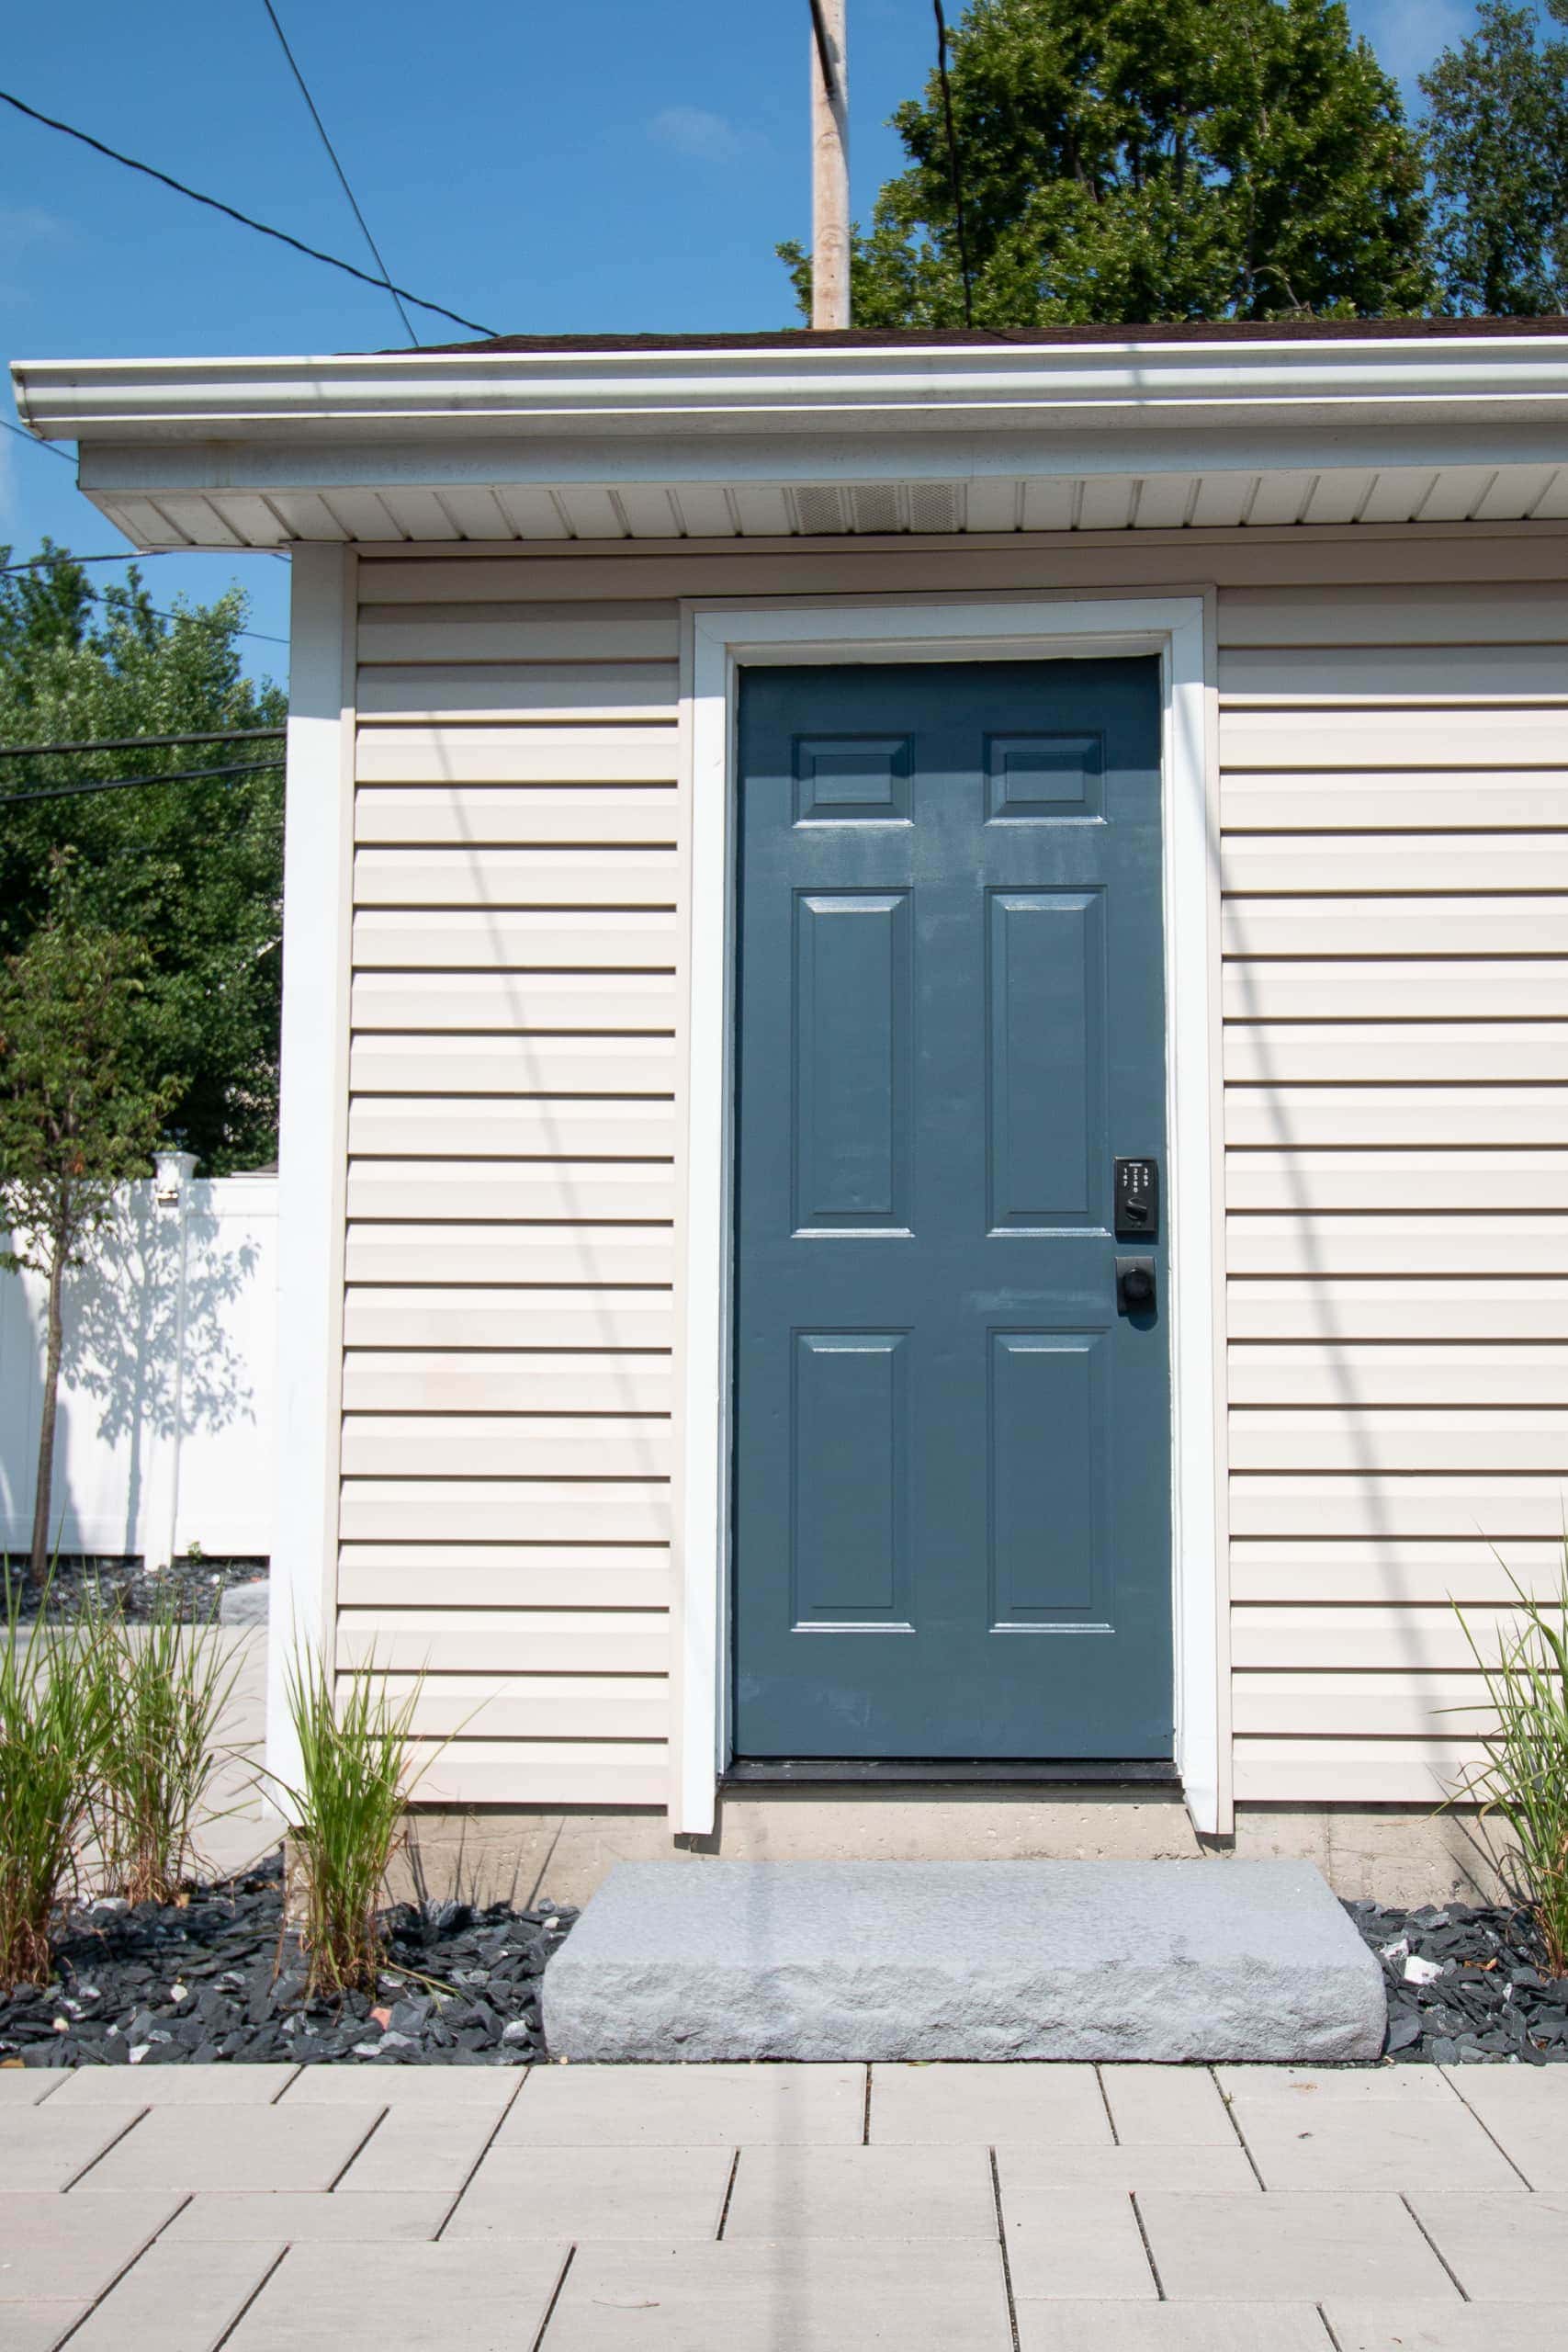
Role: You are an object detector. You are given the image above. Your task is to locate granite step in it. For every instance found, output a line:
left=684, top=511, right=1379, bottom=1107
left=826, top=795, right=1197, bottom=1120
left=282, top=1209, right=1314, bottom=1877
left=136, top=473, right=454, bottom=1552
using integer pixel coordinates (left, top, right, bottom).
left=542, top=1858, right=1386, bottom=2064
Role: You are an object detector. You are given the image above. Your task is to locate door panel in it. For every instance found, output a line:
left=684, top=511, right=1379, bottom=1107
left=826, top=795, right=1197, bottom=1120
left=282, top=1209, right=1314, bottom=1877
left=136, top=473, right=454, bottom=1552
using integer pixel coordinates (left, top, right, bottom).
left=733, top=659, right=1172, bottom=1759
left=794, top=893, right=911, bottom=1229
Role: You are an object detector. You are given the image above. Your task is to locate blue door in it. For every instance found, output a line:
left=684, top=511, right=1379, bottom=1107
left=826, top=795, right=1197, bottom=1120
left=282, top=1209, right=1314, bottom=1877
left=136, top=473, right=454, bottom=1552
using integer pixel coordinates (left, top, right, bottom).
left=731, top=659, right=1172, bottom=1759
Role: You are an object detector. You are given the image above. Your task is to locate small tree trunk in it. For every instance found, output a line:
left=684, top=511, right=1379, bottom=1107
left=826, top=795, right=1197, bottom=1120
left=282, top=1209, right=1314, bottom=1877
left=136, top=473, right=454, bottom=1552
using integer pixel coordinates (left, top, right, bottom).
left=29, top=1237, right=66, bottom=1586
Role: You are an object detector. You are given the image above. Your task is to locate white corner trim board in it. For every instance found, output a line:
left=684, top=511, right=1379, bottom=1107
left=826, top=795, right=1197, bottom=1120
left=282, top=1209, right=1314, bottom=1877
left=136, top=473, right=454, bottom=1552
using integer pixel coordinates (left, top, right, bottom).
left=679, top=593, right=1225, bottom=1839
left=267, top=545, right=357, bottom=1805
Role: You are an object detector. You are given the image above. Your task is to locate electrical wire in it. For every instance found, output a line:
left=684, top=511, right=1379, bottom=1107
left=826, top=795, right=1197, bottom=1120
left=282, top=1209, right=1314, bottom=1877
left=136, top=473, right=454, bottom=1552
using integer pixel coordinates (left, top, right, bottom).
left=0, top=758, right=285, bottom=810
left=259, top=1, right=418, bottom=346
left=0, top=727, right=284, bottom=761
left=2, top=415, right=74, bottom=463
left=0, top=88, right=496, bottom=338
left=932, top=2, right=976, bottom=331
left=1, top=550, right=174, bottom=574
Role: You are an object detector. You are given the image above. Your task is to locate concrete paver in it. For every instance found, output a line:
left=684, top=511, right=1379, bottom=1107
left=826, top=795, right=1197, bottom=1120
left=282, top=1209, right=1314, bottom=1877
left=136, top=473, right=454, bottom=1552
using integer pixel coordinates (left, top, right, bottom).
left=0, top=2191, right=181, bottom=2302
left=0, top=2107, right=141, bottom=2192
left=868, top=2060, right=1111, bottom=2145
left=997, top=2142, right=1258, bottom=2194
left=164, top=2190, right=453, bottom=2241
left=0, top=2072, right=63, bottom=2105
left=6, top=2307, right=90, bottom=2352
left=722, top=2142, right=998, bottom=2240
left=446, top=2143, right=735, bottom=2240
left=1137, top=2190, right=1461, bottom=2301
left=1002, top=2184, right=1158, bottom=2301
left=1225, top=2074, right=1524, bottom=2191
left=541, top=2239, right=1014, bottom=2351
left=64, top=2239, right=282, bottom=2352
left=279, top=2065, right=519, bottom=2107
left=1215, top=2064, right=1455, bottom=2104
left=332, top=2100, right=506, bottom=2193
left=1100, top=2065, right=1236, bottom=2144
left=1015, top=2304, right=1333, bottom=2351
left=83, top=2105, right=378, bottom=2195
left=1328, top=2304, right=1568, bottom=2350
left=1, top=2058, right=1563, bottom=2346
left=1407, top=2191, right=1568, bottom=2301
left=221, top=2241, right=568, bottom=2350
left=498, top=2060, right=863, bottom=2145
left=47, top=2064, right=299, bottom=2108
left=1441, top=2065, right=1568, bottom=2188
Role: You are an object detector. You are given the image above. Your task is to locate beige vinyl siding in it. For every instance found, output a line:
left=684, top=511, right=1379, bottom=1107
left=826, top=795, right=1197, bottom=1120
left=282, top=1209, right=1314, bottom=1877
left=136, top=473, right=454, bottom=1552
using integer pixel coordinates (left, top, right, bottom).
left=342, top=599, right=681, bottom=1803
left=338, top=528, right=1568, bottom=1812
left=1220, top=580, right=1568, bottom=1804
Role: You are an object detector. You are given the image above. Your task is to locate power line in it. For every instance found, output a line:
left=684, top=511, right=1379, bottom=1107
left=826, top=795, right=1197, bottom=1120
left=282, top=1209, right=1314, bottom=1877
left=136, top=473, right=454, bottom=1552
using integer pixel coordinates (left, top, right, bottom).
left=1, top=551, right=174, bottom=574
left=2, top=415, right=74, bottom=463
left=0, top=88, right=496, bottom=338
left=0, top=727, right=285, bottom=762
left=932, top=2, right=976, bottom=331
left=259, top=1, right=418, bottom=346
left=0, top=758, right=285, bottom=810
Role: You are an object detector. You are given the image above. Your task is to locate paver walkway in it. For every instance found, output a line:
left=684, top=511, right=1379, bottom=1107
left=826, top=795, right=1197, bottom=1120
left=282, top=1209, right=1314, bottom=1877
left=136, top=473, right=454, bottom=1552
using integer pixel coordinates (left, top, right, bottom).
left=2, top=2059, right=1565, bottom=2348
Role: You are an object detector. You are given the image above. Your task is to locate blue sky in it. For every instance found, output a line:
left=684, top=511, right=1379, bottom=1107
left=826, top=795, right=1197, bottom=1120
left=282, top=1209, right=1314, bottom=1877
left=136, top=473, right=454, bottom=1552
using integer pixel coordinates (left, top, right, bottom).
left=0, top=0, right=1492, bottom=683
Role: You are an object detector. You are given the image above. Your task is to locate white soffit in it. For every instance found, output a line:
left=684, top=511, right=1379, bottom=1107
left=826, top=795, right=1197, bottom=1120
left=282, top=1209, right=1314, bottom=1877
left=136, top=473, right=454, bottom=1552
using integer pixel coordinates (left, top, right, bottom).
left=11, top=334, right=1568, bottom=549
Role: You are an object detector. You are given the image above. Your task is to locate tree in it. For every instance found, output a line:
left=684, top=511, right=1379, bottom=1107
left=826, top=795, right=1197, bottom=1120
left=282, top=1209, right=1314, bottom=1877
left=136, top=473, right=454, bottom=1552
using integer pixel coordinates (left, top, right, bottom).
left=0, top=873, right=177, bottom=1579
left=0, top=548, right=286, bottom=1173
left=781, top=0, right=1433, bottom=328
left=1421, top=3, right=1568, bottom=317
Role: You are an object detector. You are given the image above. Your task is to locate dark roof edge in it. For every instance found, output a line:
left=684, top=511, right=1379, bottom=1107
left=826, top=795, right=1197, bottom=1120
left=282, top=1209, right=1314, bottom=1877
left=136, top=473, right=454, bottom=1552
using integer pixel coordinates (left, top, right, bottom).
left=402, top=318, right=1568, bottom=357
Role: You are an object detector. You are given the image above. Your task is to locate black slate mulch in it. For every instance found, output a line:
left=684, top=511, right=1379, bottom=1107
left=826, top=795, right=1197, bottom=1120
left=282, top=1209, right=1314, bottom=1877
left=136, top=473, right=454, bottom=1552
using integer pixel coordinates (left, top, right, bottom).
left=7, top=1553, right=266, bottom=1623
left=1, top=1853, right=576, bottom=2069
left=8, top=1860, right=1565, bottom=2071
left=1348, top=1898, right=1568, bottom=2064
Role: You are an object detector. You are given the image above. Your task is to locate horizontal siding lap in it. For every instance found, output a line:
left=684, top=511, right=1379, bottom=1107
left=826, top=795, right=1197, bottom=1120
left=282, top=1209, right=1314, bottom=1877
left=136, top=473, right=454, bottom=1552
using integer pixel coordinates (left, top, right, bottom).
left=336, top=1545, right=669, bottom=1610
left=353, top=785, right=682, bottom=846
left=1230, top=1538, right=1567, bottom=1605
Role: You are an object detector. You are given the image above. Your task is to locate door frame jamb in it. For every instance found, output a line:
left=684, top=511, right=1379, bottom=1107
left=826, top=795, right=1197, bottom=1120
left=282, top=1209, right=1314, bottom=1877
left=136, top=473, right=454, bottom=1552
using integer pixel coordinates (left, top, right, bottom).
left=676, top=592, right=1224, bottom=1837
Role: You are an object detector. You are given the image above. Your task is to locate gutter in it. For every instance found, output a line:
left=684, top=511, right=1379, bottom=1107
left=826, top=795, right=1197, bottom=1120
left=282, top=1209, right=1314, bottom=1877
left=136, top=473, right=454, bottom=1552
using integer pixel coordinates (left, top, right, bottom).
left=14, top=334, right=1568, bottom=447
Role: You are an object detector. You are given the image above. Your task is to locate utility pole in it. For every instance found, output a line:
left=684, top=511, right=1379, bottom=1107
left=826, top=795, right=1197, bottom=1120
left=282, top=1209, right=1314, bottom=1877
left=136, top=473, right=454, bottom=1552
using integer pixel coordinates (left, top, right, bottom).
left=809, top=0, right=850, bottom=329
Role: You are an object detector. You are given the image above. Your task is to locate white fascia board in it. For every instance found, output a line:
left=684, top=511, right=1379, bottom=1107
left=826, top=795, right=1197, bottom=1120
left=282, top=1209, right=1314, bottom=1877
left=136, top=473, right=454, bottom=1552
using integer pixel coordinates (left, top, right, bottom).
left=14, top=335, right=1568, bottom=448
left=71, top=416, right=1568, bottom=503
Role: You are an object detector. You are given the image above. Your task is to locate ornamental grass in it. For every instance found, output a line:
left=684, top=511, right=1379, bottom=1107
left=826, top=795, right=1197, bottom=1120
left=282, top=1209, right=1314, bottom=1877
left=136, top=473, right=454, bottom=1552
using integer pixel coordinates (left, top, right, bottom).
left=0, top=1569, right=115, bottom=1991
left=1450, top=1544, right=1568, bottom=1977
left=96, top=1588, right=246, bottom=1906
left=272, top=1650, right=425, bottom=1999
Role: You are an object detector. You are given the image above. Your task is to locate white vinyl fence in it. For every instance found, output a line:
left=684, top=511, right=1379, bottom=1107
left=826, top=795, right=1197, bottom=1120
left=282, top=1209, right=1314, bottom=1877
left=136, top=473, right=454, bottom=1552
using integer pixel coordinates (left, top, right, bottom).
left=0, top=1154, right=276, bottom=1565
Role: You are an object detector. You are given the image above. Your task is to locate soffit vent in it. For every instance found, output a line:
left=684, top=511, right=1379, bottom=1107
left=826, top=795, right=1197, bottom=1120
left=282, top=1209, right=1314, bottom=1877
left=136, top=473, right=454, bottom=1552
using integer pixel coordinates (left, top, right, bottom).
left=908, top=482, right=962, bottom=534
left=850, top=484, right=905, bottom=535
left=795, top=485, right=847, bottom=534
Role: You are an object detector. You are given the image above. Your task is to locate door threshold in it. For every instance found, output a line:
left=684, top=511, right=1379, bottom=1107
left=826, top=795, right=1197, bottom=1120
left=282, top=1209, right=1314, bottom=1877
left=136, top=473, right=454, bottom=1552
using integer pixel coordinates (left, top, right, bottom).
left=723, top=1758, right=1179, bottom=1788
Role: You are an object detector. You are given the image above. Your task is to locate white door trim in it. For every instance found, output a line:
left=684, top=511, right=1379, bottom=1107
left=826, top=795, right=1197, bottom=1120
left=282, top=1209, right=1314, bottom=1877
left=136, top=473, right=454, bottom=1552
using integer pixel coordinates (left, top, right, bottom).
left=677, top=592, right=1225, bottom=1836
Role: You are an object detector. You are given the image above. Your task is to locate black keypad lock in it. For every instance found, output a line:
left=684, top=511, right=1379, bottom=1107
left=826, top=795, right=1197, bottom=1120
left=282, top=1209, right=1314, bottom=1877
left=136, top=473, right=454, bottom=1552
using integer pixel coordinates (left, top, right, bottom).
left=1114, top=1157, right=1159, bottom=1240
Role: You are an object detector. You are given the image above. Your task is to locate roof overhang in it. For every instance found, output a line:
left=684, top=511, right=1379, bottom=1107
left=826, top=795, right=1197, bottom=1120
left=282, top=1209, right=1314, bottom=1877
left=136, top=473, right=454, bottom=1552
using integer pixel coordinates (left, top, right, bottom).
left=13, top=333, right=1568, bottom=548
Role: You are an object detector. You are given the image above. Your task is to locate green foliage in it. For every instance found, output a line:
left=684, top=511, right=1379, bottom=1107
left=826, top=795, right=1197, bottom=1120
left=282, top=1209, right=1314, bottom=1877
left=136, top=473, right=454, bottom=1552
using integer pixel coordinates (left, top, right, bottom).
left=1450, top=1546, right=1568, bottom=1978
left=96, top=1589, right=248, bottom=1907
left=1420, top=2, right=1568, bottom=317
left=271, top=1652, right=426, bottom=1999
left=782, top=0, right=1433, bottom=328
left=0, top=546, right=286, bottom=1174
left=0, top=1572, right=118, bottom=1992
left=0, top=875, right=176, bottom=1283
left=0, top=875, right=178, bottom=1575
